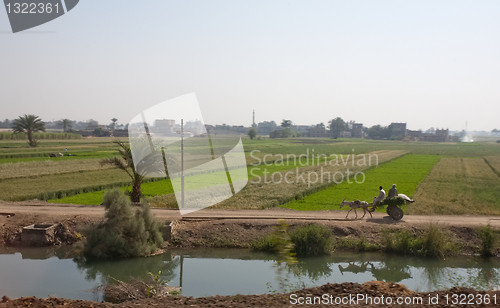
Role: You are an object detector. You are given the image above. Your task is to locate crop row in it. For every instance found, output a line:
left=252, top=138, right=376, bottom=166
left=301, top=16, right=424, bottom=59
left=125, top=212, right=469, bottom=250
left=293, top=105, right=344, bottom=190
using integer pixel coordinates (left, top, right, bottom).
left=282, top=154, right=440, bottom=212
left=411, top=157, right=500, bottom=215
left=47, top=156, right=342, bottom=205
left=0, top=132, right=83, bottom=140
left=0, top=159, right=115, bottom=180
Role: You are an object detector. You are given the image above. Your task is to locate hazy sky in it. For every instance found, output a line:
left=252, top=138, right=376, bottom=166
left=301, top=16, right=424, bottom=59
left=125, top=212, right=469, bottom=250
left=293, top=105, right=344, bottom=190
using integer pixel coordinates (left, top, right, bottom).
left=1, top=1, right=499, bottom=131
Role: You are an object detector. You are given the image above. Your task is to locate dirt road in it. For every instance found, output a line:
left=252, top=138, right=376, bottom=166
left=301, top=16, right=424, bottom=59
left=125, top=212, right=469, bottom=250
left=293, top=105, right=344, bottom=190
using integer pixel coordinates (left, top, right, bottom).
left=1, top=200, right=500, bottom=227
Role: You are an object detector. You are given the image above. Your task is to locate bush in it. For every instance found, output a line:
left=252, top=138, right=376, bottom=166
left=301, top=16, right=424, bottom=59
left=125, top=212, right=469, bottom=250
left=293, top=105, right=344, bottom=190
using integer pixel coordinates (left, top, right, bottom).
left=251, top=219, right=297, bottom=265
left=251, top=234, right=281, bottom=251
left=337, top=236, right=380, bottom=251
left=477, top=224, right=498, bottom=257
left=382, top=228, right=415, bottom=255
left=84, top=188, right=163, bottom=258
left=289, top=224, right=333, bottom=256
left=382, top=224, right=459, bottom=257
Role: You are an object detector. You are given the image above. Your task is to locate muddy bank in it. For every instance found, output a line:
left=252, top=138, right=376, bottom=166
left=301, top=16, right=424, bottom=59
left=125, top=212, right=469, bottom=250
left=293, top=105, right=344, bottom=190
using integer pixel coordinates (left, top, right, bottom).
left=169, top=218, right=491, bottom=255
left=2, top=281, right=500, bottom=307
left=1, top=211, right=494, bottom=256
left=0, top=212, right=100, bottom=247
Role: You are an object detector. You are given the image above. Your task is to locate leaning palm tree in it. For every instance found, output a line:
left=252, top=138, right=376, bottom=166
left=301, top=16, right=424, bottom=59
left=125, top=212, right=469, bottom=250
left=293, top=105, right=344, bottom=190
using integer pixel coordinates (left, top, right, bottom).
left=100, top=141, right=144, bottom=203
left=12, top=114, right=45, bottom=147
left=57, top=118, right=73, bottom=133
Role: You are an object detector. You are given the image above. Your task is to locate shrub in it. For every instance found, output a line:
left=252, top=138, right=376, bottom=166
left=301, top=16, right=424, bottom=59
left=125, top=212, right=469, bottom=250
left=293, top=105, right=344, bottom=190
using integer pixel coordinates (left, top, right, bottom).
left=289, top=224, right=334, bottom=256
left=337, top=236, right=380, bottom=251
left=477, top=224, right=498, bottom=257
left=84, top=188, right=163, bottom=258
left=250, top=235, right=280, bottom=251
left=251, top=219, right=297, bottom=265
left=382, top=228, right=415, bottom=254
left=418, top=223, right=455, bottom=257
left=251, top=220, right=292, bottom=252
left=381, top=224, right=459, bottom=257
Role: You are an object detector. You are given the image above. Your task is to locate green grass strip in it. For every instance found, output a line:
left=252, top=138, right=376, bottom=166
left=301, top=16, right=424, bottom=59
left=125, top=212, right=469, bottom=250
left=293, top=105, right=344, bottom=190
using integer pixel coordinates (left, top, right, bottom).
left=281, top=154, right=440, bottom=211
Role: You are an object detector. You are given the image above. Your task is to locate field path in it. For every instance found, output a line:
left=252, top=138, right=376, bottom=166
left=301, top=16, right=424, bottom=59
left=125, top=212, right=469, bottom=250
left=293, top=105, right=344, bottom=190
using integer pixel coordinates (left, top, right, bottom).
left=2, top=200, right=500, bottom=227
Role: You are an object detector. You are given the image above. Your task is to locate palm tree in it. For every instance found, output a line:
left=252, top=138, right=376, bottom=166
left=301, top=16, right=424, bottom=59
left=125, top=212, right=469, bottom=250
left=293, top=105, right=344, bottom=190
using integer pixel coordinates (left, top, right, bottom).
left=328, top=117, right=346, bottom=139
left=111, top=118, right=118, bottom=130
left=57, top=118, right=73, bottom=133
left=100, top=141, right=144, bottom=203
left=281, top=119, right=292, bottom=128
left=12, top=114, right=45, bottom=147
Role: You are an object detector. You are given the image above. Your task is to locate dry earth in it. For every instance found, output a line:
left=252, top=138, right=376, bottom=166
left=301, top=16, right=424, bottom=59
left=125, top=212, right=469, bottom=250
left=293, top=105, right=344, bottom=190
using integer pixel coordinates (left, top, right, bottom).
left=2, top=283, right=500, bottom=307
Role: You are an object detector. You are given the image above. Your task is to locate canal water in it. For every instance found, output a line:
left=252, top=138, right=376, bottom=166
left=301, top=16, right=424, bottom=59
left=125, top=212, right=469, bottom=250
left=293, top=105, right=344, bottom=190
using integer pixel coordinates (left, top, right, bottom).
left=0, top=246, right=499, bottom=301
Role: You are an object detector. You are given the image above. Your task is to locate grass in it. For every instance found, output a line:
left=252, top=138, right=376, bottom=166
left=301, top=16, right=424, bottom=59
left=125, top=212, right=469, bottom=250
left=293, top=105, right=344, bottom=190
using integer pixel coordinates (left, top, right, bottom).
left=0, top=132, right=83, bottom=140
left=289, top=224, right=334, bottom=256
left=281, top=154, right=440, bottom=212
left=0, top=169, right=131, bottom=201
left=243, top=137, right=500, bottom=157
left=2, top=137, right=500, bottom=215
left=211, top=150, right=407, bottom=209
left=0, top=159, right=113, bottom=180
left=49, top=179, right=175, bottom=205
left=336, top=236, right=380, bottom=251
left=410, top=157, right=500, bottom=215
left=251, top=222, right=333, bottom=256
left=382, top=223, right=460, bottom=257
left=47, top=156, right=337, bottom=205
left=477, top=224, right=499, bottom=256
left=484, top=156, right=500, bottom=177
left=46, top=150, right=398, bottom=207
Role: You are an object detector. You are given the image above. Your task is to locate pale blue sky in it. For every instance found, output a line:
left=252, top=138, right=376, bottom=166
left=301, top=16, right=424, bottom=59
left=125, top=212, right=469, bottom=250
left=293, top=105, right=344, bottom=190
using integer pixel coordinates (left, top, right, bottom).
left=1, top=0, right=499, bottom=131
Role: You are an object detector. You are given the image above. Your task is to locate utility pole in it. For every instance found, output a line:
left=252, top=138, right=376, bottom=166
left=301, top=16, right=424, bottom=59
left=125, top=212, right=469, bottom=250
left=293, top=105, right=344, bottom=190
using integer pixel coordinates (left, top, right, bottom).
left=181, top=119, right=184, bottom=209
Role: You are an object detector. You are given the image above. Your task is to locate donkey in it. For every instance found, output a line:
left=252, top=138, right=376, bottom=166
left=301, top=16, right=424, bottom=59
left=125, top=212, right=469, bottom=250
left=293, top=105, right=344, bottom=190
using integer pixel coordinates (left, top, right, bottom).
left=340, top=198, right=373, bottom=219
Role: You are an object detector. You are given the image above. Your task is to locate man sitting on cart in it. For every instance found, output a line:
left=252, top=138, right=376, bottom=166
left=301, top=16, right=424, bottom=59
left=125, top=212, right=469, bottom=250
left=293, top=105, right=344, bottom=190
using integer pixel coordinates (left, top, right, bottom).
left=373, top=186, right=385, bottom=206
left=388, top=184, right=398, bottom=198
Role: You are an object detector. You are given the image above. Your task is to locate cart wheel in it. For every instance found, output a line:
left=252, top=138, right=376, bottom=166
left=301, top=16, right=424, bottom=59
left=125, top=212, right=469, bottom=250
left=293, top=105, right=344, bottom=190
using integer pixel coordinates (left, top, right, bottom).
left=386, top=206, right=393, bottom=216
left=390, top=207, right=404, bottom=220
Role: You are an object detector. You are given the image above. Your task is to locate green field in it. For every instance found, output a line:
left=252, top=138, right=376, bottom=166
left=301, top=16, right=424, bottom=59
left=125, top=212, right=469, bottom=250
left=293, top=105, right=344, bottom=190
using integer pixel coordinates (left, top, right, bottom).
left=1, top=135, right=500, bottom=215
left=280, top=154, right=441, bottom=212
left=410, top=157, right=500, bottom=215
left=48, top=156, right=342, bottom=205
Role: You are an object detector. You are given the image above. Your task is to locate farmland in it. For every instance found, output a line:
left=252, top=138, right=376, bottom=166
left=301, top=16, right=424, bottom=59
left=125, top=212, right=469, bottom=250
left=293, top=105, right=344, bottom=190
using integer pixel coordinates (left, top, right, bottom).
left=281, top=154, right=441, bottom=212
left=1, top=135, right=500, bottom=215
left=410, top=157, right=500, bottom=215
left=48, top=154, right=376, bottom=205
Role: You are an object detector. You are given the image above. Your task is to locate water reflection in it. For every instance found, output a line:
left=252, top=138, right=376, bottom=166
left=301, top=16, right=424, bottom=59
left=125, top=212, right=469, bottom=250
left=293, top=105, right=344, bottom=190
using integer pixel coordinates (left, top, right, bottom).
left=1, top=246, right=500, bottom=300
left=73, top=251, right=180, bottom=286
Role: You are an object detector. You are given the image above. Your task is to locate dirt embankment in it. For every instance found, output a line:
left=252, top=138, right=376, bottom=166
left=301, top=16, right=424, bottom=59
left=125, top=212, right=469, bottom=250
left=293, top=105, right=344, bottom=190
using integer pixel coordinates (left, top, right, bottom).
left=1, top=210, right=489, bottom=255
left=169, top=218, right=488, bottom=255
left=2, top=282, right=500, bottom=307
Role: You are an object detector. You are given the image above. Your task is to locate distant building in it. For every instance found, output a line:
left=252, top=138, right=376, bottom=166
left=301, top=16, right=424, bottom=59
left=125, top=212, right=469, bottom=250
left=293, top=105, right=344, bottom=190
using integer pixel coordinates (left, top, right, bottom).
left=406, top=130, right=422, bottom=140
left=309, top=126, right=329, bottom=138
left=184, top=120, right=205, bottom=135
left=390, top=123, right=407, bottom=139
left=406, top=128, right=449, bottom=142
left=435, top=129, right=449, bottom=142
left=153, top=119, right=176, bottom=136
left=351, top=123, right=363, bottom=138
left=339, top=131, right=352, bottom=138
